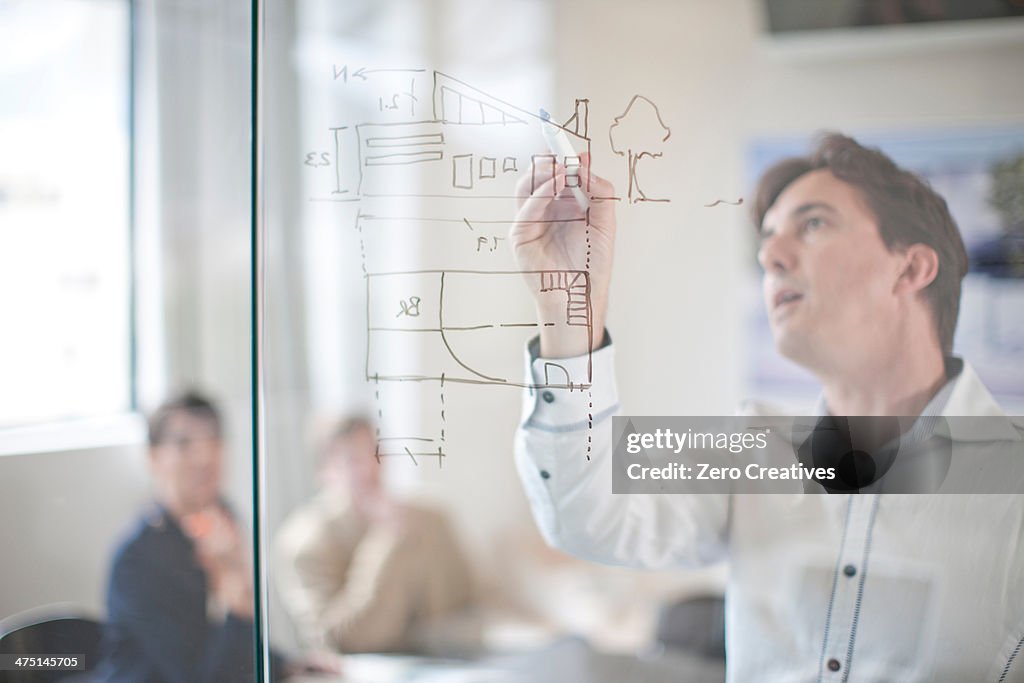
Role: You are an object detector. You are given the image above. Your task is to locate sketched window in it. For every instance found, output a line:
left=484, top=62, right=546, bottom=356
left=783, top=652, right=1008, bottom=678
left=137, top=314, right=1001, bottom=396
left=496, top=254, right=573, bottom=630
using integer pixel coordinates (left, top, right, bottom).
left=0, top=1, right=131, bottom=428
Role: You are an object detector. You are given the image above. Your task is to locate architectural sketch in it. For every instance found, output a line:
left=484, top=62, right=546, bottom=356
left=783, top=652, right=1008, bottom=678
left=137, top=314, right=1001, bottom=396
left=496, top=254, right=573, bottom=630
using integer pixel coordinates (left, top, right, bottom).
left=304, top=69, right=639, bottom=461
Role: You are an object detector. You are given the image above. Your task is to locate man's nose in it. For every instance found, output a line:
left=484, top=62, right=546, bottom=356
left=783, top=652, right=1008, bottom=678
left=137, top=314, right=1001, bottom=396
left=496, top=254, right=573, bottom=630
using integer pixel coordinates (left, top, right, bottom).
left=757, top=232, right=798, bottom=274
left=185, top=439, right=220, bottom=466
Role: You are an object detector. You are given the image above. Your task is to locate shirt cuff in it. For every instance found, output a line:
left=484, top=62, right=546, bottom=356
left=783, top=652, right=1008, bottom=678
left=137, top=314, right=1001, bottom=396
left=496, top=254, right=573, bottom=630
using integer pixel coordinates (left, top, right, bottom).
left=520, top=330, right=620, bottom=432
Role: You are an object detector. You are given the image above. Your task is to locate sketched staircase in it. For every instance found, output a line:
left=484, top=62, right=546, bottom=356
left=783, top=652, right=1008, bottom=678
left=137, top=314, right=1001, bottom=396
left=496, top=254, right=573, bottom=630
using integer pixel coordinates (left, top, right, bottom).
left=539, top=271, right=590, bottom=327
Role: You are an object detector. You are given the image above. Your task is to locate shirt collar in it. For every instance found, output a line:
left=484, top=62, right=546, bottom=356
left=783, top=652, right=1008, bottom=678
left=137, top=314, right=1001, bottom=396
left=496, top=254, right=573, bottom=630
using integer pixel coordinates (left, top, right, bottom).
left=813, top=357, right=1020, bottom=444
left=934, top=360, right=1021, bottom=442
left=814, top=357, right=960, bottom=420
left=145, top=503, right=191, bottom=545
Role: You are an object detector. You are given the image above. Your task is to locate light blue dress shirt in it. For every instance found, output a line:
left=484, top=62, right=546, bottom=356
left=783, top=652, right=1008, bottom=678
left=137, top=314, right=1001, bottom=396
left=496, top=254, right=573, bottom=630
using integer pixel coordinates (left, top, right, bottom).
left=516, top=343, right=1024, bottom=682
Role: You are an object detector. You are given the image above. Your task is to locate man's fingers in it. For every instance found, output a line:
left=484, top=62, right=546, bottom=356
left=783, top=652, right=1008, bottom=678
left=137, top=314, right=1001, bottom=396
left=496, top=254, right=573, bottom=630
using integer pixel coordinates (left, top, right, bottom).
left=515, top=154, right=614, bottom=233
left=581, top=165, right=614, bottom=198
left=514, top=166, right=536, bottom=206
left=517, top=169, right=568, bottom=222
left=515, top=152, right=561, bottom=207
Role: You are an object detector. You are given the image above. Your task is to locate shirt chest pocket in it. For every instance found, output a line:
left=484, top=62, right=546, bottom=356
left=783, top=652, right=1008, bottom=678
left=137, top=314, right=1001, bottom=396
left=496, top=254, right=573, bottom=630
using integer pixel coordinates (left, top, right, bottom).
left=793, top=560, right=936, bottom=680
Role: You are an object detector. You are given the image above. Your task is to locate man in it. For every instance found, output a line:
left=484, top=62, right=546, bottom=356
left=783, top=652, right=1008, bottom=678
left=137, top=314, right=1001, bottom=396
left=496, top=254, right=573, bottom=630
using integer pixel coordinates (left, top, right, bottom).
left=95, top=392, right=338, bottom=683
left=275, top=416, right=474, bottom=654
left=510, top=134, right=1024, bottom=681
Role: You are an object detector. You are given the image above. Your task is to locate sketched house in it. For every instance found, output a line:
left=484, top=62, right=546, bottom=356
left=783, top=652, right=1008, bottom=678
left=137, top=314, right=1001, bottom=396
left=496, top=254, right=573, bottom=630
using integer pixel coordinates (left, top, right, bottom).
left=354, top=72, right=595, bottom=391
left=345, top=73, right=596, bottom=458
left=355, top=72, right=590, bottom=199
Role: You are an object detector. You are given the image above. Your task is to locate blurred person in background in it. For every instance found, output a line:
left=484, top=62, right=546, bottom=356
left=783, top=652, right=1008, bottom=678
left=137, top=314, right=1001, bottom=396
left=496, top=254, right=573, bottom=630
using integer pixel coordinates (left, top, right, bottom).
left=275, top=416, right=474, bottom=654
left=94, top=391, right=339, bottom=683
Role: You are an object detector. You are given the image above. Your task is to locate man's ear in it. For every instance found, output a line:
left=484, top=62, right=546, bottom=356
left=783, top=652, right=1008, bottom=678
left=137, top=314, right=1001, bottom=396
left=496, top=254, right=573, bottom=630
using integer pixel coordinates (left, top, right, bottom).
left=894, top=243, right=939, bottom=296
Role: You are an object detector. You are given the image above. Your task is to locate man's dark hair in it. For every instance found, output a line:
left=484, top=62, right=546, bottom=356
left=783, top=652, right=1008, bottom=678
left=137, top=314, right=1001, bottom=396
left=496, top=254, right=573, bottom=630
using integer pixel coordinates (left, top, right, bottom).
left=324, top=416, right=374, bottom=451
left=314, top=415, right=376, bottom=464
left=752, top=132, right=969, bottom=354
left=330, top=415, right=374, bottom=441
left=148, top=391, right=222, bottom=447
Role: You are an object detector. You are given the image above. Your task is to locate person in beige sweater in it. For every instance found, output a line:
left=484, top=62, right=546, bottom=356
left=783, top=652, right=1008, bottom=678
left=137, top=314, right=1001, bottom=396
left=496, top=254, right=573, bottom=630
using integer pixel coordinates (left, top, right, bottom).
left=274, top=416, right=474, bottom=653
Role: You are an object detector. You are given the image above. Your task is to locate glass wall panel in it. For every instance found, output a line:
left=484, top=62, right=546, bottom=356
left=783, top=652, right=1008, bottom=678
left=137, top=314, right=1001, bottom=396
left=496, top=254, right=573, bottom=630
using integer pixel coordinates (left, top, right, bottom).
left=1, top=1, right=257, bottom=681
left=259, top=1, right=1024, bottom=681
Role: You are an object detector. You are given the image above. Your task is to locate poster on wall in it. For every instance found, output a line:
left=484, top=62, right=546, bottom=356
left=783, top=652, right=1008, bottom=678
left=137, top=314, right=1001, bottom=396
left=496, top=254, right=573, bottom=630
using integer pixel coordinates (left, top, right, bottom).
left=744, top=128, right=1024, bottom=411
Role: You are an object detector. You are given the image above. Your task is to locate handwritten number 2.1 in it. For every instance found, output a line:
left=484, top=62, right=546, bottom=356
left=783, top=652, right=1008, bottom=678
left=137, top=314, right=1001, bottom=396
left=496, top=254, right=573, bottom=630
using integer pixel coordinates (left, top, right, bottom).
left=477, top=236, right=504, bottom=252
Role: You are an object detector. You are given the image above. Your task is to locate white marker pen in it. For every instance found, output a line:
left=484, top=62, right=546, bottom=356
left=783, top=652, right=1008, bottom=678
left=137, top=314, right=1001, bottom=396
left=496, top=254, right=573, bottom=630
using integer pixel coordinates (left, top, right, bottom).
left=539, top=109, right=590, bottom=211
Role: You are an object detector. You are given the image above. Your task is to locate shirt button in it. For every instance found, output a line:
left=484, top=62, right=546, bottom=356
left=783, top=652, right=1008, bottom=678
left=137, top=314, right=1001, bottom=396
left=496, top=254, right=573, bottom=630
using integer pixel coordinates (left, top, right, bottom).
left=843, top=564, right=857, bottom=577
left=539, top=469, right=551, bottom=480
left=827, top=658, right=841, bottom=672
left=541, top=391, right=555, bottom=403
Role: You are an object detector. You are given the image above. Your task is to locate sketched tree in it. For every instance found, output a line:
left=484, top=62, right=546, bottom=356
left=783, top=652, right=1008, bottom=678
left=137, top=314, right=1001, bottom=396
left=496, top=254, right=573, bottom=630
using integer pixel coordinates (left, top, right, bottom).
left=608, top=95, right=672, bottom=203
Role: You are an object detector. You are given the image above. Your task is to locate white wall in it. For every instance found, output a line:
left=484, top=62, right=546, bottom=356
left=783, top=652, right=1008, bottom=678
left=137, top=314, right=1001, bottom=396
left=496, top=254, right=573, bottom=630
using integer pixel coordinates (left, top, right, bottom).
left=553, top=0, right=1024, bottom=417
left=0, top=444, right=150, bottom=620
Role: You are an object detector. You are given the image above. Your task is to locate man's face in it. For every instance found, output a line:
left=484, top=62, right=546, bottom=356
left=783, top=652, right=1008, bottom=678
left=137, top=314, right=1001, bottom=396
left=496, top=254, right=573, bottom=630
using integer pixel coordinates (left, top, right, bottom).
left=758, top=169, right=907, bottom=370
left=322, top=427, right=382, bottom=500
left=149, top=411, right=224, bottom=514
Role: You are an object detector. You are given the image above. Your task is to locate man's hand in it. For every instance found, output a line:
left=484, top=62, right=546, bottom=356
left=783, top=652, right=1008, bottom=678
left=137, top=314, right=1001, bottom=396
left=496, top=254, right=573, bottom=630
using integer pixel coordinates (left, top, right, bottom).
left=509, top=152, right=617, bottom=358
left=185, top=507, right=254, bottom=619
left=354, top=493, right=409, bottom=536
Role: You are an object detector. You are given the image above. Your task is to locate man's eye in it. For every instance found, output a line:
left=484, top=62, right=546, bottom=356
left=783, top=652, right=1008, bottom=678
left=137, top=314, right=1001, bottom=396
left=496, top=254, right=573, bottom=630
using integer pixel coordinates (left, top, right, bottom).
left=805, top=216, right=825, bottom=230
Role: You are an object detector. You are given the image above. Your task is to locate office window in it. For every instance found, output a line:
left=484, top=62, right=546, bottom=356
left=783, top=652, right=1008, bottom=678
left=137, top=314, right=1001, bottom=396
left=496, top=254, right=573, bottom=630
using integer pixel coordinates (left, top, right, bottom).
left=0, top=0, right=131, bottom=428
